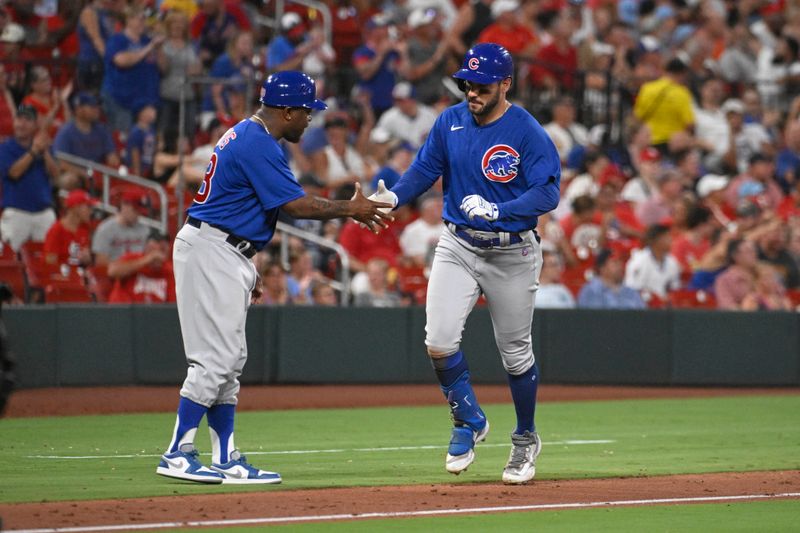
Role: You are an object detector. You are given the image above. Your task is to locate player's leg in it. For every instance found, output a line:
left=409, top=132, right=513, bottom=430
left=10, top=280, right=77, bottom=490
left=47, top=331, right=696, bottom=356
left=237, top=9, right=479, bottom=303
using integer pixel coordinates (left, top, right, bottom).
left=482, top=238, right=543, bottom=484
left=206, top=259, right=281, bottom=485
left=426, top=231, right=487, bottom=474
left=157, top=227, right=223, bottom=483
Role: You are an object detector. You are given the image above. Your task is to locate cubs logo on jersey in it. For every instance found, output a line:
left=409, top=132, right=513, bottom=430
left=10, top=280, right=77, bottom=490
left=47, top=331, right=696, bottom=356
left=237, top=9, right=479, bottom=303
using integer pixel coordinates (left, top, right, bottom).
left=481, top=144, right=520, bottom=183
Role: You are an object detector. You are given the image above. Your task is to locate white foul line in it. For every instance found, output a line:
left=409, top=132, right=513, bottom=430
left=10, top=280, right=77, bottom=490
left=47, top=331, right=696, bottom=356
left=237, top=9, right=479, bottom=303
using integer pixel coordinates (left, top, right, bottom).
left=8, top=492, right=800, bottom=533
left=24, top=440, right=615, bottom=460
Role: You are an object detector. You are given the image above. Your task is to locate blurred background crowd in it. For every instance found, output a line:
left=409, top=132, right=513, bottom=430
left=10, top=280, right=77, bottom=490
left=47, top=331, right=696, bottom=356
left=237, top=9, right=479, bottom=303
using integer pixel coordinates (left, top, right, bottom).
left=1, top=0, right=800, bottom=311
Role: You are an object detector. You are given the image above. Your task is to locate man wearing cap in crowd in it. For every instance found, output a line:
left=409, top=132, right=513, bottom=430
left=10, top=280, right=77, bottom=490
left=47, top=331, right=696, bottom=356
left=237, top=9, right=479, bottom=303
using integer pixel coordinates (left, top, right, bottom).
left=372, top=140, right=416, bottom=191
left=107, top=231, right=175, bottom=304
left=725, top=153, right=784, bottom=212
left=621, top=146, right=662, bottom=206
left=375, top=81, right=438, bottom=149
left=352, top=13, right=402, bottom=117
left=267, top=12, right=331, bottom=74
left=721, top=98, right=772, bottom=174
left=53, top=91, right=121, bottom=189
left=91, top=188, right=152, bottom=268
left=43, top=189, right=97, bottom=273
left=399, top=7, right=449, bottom=107
left=696, top=173, right=736, bottom=231
left=0, top=104, right=58, bottom=250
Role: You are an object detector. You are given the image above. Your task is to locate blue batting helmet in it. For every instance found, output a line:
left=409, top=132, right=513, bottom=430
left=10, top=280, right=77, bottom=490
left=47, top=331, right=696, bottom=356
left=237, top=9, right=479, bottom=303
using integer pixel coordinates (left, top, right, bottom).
left=452, top=43, right=514, bottom=85
left=259, top=71, right=327, bottom=111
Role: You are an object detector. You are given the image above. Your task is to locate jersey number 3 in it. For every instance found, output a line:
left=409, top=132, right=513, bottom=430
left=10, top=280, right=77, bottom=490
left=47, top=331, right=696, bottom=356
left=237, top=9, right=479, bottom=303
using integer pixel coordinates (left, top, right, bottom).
left=194, top=153, right=218, bottom=204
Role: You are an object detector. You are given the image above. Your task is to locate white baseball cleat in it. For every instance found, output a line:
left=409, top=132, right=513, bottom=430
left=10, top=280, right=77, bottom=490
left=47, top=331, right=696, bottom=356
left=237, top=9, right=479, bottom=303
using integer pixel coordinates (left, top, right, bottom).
left=445, top=420, right=490, bottom=474
left=156, top=447, right=224, bottom=484
left=502, top=431, right=542, bottom=484
left=210, top=450, right=282, bottom=484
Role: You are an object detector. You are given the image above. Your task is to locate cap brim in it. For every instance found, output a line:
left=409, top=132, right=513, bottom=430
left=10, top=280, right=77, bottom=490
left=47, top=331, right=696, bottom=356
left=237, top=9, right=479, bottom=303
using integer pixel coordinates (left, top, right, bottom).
left=306, top=99, right=328, bottom=111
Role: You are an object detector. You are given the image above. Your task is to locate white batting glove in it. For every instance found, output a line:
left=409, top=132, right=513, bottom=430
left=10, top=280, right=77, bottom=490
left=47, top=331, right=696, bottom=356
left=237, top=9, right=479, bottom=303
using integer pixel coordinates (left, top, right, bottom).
left=460, top=194, right=499, bottom=222
left=367, top=179, right=398, bottom=214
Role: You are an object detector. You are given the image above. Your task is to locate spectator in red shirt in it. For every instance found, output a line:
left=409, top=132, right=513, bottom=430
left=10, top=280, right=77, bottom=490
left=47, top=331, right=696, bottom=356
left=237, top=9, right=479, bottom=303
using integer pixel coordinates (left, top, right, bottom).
left=714, top=238, right=759, bottom=310
left=529, top=14, right=577, bottom=91
left=0, top=63, right=16, bottom=142
left=22, top=66, right=71, bottom=139
left=339, top=219, right=402, bottom=272
left=107, top=232, right=175, bottom=303
left=43, top=189, right=96, bottom=272
left=476, top=0, right=538, bottom=58
left=671, top=204, right=714, bottom=281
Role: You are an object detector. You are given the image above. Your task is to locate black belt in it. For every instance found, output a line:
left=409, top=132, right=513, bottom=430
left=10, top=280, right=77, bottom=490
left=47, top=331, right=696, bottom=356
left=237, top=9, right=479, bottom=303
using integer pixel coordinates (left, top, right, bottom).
left=186, top=216, right=257, bottom=258
left=447, top=222, right=525, bottom=249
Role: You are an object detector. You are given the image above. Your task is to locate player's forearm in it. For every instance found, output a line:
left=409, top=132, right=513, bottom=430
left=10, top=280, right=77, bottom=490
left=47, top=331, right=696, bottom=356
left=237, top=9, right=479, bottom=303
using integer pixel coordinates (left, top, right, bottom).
left=496, top=179, right=560, bottom=221
left=391, top=166, right=439, bottom=206
left=281, top=195, right=358, bottom=220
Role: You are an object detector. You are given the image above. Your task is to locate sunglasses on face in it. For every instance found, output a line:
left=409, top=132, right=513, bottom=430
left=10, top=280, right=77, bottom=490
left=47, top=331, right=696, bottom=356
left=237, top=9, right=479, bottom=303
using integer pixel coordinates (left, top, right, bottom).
left=457, top=79, right=495, bottom=95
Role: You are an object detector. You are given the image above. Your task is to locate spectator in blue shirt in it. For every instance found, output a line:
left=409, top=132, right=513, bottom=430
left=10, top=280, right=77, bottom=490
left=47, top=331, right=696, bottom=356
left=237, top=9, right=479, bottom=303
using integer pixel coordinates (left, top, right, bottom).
left=201, top=31, right=253, bottom=130
left=577, top=248, right=646, bottom=309
left=125, top=104, right=157, bottom=178
left=101, top=6, right=162, bottom=134
left=53, top=92, right=120, bottom=189
left=352, top=14, right=400, bottom=117
left=0, top=105, right=58, bottom=250
left=371, top=140, right=414, bottom=191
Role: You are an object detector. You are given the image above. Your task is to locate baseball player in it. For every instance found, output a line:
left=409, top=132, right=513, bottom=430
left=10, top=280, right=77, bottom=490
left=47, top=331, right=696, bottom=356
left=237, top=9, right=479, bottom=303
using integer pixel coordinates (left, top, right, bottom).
left=370, top=43, right=560, bottom=483
left=156, top=71, right=394, bottom=484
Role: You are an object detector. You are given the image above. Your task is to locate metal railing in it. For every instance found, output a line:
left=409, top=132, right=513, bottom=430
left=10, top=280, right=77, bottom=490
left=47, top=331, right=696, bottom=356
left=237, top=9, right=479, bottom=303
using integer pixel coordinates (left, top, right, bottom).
left=54, top=151, right=168, bottom=235
left=275, top=221, right=352, bottom=306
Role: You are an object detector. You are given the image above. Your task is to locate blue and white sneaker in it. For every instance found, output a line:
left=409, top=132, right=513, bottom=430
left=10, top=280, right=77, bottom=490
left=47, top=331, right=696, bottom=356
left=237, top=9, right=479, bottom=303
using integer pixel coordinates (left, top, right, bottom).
left=445, top=420, right=490, bottom=474
left=210, top=450, right=282, bottom=485
left=156, top=445, right=224, bottom=484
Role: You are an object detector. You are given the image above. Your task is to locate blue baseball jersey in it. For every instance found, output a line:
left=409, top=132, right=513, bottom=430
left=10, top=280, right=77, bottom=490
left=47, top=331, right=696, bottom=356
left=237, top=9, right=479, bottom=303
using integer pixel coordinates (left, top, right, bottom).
left=392, top=102, right=561, bottom=233
left=187, top=120, right=305, bottom=250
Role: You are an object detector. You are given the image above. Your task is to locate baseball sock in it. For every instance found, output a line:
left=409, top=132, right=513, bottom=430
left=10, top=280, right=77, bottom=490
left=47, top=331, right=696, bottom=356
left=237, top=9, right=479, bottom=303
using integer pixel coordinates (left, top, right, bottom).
left=168, top=396, right=208, bottom=453
left=432, top=351, right=485, bottom=430
left=208, top=403, right=236, bottom=464
left=507, top=360, right=539, bottom=435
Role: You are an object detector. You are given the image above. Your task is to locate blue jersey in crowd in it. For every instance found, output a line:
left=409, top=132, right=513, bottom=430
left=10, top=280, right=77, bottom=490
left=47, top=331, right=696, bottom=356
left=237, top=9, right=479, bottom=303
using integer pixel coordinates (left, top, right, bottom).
left=77, top=6, right=116, bottom=63
left=352, top=46, right=398, bottom=113
left=0, top=139, right=53, bottom=211
left=187, top=120, right=305, bottom=249
left=125, top=124, right=156, bottom=176
left=391, top=102, right=561, bottom=233
left=102, top=32, right=160, bottom=111
left=53, top=121, right=116, bottom=164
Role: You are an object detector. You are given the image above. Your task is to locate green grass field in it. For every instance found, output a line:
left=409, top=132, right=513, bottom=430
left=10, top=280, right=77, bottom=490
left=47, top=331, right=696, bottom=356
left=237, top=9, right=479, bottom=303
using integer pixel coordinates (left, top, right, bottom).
left=1, top=395, right=798, bottom=530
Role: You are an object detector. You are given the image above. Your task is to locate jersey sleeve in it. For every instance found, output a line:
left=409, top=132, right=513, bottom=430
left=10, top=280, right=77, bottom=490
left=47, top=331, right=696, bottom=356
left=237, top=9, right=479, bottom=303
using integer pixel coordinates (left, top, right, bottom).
left=496, top=121, right=561, bottom=220
left=391, top=114, right=447, bottom=206
left=240, top=141, right=305, bottom=211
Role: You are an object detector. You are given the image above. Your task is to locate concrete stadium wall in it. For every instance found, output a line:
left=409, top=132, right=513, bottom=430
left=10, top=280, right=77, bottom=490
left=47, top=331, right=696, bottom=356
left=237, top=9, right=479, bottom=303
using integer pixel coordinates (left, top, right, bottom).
left=4, top=306, right=799, bottom=388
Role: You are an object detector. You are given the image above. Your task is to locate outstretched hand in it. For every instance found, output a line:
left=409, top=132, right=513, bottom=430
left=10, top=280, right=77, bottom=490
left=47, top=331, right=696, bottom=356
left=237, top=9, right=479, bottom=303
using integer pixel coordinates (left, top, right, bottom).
left=351, top=182, right=394, bottom=234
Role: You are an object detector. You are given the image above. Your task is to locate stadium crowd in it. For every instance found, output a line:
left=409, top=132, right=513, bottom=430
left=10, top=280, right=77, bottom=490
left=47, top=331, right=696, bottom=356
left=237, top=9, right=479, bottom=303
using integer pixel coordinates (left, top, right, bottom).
left=1, top=0, right=800, bottom=311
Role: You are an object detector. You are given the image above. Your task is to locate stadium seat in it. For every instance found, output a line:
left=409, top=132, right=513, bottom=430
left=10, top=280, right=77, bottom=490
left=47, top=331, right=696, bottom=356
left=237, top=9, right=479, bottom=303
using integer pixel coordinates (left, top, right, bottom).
left=19, top=241, right=49, bottom=289
left=0, top=261, right=27, bottom=301
left=786, top=289, right=800, bottom=310
left=668, top=289, right=717, bottom=309
left=45, top=270, right=94, bottom=303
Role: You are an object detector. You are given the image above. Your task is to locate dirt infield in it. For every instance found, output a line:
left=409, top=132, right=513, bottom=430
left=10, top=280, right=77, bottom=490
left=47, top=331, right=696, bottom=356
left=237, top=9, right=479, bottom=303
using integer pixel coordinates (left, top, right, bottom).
left=6, top=383, right=800, bottom=417
left=3, top=385, right=800, bottom=531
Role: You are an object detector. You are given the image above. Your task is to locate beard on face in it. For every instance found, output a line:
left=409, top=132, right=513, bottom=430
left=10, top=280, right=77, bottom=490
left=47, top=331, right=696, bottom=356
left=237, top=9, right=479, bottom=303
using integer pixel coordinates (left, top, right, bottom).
left=469, top=86, right=500, bottom=118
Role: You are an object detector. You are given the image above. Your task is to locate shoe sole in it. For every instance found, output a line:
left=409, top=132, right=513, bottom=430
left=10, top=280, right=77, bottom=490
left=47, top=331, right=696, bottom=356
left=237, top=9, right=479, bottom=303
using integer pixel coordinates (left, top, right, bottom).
left=220, top=476, right=282, bottom=485
left=502, top=435, right=543, bottom=485
left=156, top=466, right=223, bottom=484
left=445, top=421, right=490, bottom=475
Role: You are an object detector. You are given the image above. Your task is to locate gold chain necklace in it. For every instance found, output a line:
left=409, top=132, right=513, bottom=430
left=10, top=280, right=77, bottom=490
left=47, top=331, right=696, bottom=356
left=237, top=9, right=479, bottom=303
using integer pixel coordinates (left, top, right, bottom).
left=250, top=114, right=270, bottom=135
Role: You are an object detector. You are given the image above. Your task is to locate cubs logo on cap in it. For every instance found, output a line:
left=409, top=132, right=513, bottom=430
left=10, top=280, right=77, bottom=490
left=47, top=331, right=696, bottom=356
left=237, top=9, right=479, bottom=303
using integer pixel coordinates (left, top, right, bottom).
left=468, top=57, right=480, bottom=70
left=481, top=144, right=520, bottom=182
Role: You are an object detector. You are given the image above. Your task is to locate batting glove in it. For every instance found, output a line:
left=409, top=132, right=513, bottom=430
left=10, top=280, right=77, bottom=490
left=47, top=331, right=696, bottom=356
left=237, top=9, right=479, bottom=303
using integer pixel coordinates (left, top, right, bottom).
left=367, top=179, right=398, bottom=214
left=460, top=194, right=499, bottom=222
